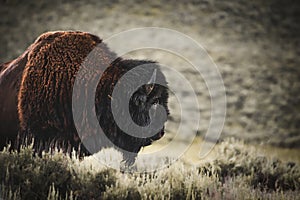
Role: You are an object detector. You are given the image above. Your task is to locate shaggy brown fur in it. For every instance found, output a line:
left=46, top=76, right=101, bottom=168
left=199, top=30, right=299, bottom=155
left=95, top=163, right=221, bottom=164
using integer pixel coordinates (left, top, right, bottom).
left=0, top=47, right=30, bottom=149
left=17, top=31, right=115, bottom=154
left=0, top=31, right=169, bottom=165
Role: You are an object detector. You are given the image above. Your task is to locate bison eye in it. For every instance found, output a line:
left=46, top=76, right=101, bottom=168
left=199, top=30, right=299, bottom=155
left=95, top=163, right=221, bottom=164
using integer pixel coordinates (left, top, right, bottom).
left=134, top=94, right=147, bottom=106
left=152, top=98, right=160, bottom=105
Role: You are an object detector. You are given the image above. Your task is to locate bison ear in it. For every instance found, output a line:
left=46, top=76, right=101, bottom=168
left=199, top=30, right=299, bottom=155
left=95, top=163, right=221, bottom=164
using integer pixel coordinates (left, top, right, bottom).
left=145, top=69, right=157, bottom=95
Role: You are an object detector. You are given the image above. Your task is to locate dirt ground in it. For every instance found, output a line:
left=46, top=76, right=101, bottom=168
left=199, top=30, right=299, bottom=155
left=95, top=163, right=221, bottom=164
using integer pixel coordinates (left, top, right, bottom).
left=0, top=0, right=299, bottom=148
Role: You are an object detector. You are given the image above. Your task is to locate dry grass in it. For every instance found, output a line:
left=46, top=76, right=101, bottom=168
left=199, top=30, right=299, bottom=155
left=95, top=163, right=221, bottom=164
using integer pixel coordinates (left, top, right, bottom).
left=0, top=138, right=299, bottom=200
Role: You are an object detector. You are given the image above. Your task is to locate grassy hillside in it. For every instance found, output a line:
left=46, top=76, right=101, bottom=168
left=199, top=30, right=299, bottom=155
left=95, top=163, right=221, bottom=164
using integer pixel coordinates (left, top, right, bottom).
left=0, top=0, right=299, bottom=198
left=0, top=0, right=299, bottom=148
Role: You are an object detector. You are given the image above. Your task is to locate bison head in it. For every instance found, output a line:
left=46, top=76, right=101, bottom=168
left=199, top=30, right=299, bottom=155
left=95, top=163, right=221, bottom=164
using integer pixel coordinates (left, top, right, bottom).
left=94, top=59, right=169, bottom=165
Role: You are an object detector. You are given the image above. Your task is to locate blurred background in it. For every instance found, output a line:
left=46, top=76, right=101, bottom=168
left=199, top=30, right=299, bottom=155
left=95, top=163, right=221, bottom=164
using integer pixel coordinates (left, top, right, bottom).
left=0, top=0, right=299, bottom=159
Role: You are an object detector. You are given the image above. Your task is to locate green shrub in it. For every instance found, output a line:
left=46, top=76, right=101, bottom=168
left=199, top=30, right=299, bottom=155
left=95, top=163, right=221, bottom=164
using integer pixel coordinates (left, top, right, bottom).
left=0, top=146, right=73, bottom=199
left=0, top=145, right=116, bottom=200
left=200, top=139, right=300, bottom=191
left=71, top=169, right=116, bottom=199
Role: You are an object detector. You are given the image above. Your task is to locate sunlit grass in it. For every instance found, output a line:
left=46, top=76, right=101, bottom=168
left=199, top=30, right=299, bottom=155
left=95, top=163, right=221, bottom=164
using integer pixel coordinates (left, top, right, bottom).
left=0, top=138, right=299, bottom=199
left=143, top=136, right=300, bottom=165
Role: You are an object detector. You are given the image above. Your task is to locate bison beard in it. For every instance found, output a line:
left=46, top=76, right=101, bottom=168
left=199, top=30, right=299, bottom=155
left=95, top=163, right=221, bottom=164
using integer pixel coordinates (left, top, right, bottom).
left=0, top=31, right=169, bottom=165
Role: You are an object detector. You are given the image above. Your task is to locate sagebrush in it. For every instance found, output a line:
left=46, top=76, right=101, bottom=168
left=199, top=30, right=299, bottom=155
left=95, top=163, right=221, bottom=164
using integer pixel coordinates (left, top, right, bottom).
left=0, top=139, right=299, bottom=200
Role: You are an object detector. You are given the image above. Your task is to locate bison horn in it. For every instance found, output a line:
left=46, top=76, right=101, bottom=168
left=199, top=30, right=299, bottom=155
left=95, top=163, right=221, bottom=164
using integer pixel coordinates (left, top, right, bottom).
left=148, top=69, right=157, bottom=84
left=146, top=69, right=157, bottom=95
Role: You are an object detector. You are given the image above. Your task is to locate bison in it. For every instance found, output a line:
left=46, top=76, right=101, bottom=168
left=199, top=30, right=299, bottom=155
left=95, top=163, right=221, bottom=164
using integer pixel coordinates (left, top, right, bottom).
left=0, top=31, right=169, bottom=165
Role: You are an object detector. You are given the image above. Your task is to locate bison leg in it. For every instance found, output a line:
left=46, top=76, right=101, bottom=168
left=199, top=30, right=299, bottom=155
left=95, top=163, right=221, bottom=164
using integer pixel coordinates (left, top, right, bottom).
left=122, top=151, right=138, bottom=166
